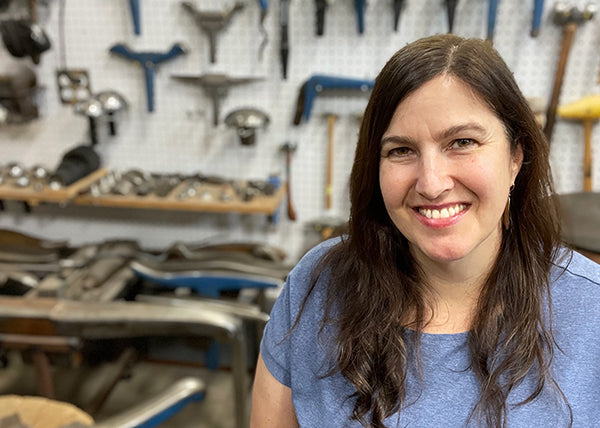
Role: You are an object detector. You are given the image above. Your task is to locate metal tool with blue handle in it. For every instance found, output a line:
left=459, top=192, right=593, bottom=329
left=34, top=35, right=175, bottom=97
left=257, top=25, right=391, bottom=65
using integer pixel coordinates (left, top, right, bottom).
left=531, top=0, right=544, bottom=37
left=487, top=0, right=499, bottom=42
left=129, top=0, right=141, bottom=35
left=109, top=43, right=186, bottom=112
left=354, top=0, right=366, bottom=34
left=258, top=0, right=269, bottom=58
left=293, top=74, right=374, bottom=124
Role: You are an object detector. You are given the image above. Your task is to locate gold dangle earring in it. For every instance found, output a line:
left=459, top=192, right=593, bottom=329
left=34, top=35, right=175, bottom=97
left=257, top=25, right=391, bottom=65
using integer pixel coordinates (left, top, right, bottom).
left=502, top=184, right=514, bottom=230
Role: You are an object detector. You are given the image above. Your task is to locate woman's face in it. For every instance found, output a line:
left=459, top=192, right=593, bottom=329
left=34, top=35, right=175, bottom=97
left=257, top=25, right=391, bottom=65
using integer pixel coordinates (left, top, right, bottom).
left=379, top=75, right=522, bottom=268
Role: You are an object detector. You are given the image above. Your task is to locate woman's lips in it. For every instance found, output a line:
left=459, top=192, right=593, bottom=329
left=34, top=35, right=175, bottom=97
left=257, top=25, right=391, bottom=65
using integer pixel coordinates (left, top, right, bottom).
left=414, top=203, right=470, bottom=228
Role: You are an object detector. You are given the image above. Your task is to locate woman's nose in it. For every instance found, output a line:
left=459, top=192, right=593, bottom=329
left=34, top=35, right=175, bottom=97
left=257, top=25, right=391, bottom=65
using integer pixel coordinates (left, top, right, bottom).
left=414, top=153, right=454, bottom=200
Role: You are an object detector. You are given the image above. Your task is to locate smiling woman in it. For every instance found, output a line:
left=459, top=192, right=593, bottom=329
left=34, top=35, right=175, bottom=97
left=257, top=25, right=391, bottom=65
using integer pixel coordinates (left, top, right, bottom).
left=251, top=35, right=600, bottom=428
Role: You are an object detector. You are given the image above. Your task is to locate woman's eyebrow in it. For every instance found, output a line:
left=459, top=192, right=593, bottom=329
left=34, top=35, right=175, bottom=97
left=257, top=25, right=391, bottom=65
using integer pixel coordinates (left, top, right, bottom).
left=380, top=123, right=487, bottom=148
left=435, top=123, right=487, bottom=140
left=380, top=135, right=417, bottom=148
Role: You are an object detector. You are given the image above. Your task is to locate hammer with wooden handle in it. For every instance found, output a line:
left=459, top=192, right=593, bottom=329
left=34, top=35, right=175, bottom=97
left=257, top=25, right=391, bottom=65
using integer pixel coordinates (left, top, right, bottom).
left=279, top=142, right=297, bottom=220
left=544, top=2, right=595, bottom=143
left=324, top=113, right=338, bottom=210
left=557, top=94, right=600, bottom=192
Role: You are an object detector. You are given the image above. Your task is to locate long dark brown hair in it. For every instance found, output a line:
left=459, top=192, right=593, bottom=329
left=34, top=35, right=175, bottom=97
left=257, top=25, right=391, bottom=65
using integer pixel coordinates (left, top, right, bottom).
left=301, top=35, right=566, bottom=427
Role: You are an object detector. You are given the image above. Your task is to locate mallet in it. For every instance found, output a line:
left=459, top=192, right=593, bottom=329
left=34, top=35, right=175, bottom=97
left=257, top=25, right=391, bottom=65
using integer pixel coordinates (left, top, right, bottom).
left=557, top=94, right=600, bottom=192
left=544, top=3, right=595, bottom=143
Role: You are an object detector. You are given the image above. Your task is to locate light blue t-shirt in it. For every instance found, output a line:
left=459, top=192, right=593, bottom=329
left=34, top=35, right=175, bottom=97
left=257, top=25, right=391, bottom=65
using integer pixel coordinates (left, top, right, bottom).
left=260, top=239, right=600, bottom=427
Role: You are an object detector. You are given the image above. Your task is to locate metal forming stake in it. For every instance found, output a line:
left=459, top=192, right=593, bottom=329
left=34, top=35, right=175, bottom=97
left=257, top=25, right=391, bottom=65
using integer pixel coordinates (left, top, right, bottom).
left=109, top=43, right=186, bottom=112
left=171, top=73, right=263, bottom=126
left=181, top=1, right=245, bottom=64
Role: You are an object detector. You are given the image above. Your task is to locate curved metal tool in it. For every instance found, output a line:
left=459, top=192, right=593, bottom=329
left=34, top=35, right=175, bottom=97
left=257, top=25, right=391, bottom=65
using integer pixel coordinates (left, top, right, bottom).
left=293, top=74, right=374, bottom=124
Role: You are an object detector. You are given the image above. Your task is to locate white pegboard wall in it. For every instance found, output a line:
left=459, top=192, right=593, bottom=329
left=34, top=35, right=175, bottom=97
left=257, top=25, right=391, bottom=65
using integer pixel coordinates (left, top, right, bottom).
left=0, top=0, right=599, bottom=262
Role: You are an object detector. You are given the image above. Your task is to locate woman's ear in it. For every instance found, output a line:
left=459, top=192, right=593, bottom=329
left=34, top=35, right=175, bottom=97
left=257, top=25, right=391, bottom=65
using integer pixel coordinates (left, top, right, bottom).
left=511, top=144, right=524, bottom=182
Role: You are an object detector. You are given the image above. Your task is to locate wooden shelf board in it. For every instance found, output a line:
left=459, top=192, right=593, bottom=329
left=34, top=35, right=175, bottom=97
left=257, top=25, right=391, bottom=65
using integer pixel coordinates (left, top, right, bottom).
left=0, top=169, right=107, bottom=205
left=73, top=186, right=285, bottom=214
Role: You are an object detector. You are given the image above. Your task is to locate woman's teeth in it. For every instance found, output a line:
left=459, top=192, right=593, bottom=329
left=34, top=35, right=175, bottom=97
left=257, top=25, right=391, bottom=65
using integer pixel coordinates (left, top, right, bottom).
left=418, top=204, right=466, bottom=219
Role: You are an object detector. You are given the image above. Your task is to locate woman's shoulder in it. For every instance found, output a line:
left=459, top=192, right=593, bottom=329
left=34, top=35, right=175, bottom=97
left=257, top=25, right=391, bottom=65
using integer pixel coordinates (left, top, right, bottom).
left=552, top=249, right=600, bottom=287
left=550, top=249, right=600, bottom=311
left=288, top=237, right=343, bottom=280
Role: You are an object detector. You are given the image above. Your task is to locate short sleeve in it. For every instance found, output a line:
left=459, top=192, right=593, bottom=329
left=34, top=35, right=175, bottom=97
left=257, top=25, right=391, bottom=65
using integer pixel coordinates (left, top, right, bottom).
left=260, top=275, right=293, bottom=387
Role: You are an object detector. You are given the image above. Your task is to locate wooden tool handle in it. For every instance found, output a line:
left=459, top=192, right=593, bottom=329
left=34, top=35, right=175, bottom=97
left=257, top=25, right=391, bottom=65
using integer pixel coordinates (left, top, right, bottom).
left=583, top=119, right=593, bottom=192
left=544, top=22, right=578, bottom=142
left=285, top=151, right=297, bottom=221
left=326, top=115, right=336, bottom=210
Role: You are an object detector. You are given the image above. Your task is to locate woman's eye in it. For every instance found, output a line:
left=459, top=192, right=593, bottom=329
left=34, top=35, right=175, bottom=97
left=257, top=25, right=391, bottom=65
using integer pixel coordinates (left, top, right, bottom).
left=387, top=146, right=412, bottom=157
left=451, top=138, right=476, bottom=149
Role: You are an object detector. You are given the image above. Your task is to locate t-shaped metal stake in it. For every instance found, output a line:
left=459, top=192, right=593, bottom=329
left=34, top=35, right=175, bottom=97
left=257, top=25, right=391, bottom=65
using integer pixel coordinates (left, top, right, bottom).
left=171, top=73, right=263, bottom=126
left=181, top=1, right=245, bottom=64
left=110, top=43, right=186, bottom=112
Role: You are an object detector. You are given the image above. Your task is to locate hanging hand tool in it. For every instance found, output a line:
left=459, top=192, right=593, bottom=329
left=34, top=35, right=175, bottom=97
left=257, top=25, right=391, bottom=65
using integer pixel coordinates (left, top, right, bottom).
left=354, top=0, right=367, bottom=34
left=531, top=0, right=544, bottom=37
left=279, top=142, right=297, bottom=221
left=316, top=0, right=328, bottom=36
left=109, top=43, right=186, bottom=112
left=74, top=98, right=103, bottom=145
left=557, top=95, right=600, bottom=192
left=446, top=0, right=458, bottom=33
left=293, top=74, right=374, bottom=124
left=280, top=0, right=291, bottom=78
left=393, top=0, right=406, bottom=32
left=181, top=2, right=245, bottom=64
left=94, top=91, right=128, bottom=136
left=324, top=113, right=337, bottom=210
left=486, top=0, right=500, bottom=42
left=544, top=3, right=595, bottom=143
left=257, top=0, right=269, bottom=59
left=129, top=0, right=141, bottom=35
left=171, top=73, right=263, bottom=126
left=224, top=108, right=270, bottom=145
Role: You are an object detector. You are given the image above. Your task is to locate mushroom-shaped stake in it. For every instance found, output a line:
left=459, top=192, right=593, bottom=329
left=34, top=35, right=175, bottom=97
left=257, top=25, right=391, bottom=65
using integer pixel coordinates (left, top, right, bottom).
left=95, top=90, right=127, bottom=136
left=557, top=94, right=600, bottom=192
left=74, top=98, right=104, bottom=145
left=224, top=108, right=270, bottom=145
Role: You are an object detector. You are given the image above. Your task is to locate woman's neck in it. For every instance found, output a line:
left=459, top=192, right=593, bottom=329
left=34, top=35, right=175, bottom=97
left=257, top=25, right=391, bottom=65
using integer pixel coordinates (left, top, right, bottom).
left=413, top=245, right=498, bottom=334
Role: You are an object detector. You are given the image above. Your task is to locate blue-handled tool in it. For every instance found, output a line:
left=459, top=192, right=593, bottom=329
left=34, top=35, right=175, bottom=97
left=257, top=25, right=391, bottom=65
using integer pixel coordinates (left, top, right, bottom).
left=393, top=0, right=406, bottom=32
left=258, top=0, right=269, bottom=59
left=446, top=0, right=459, bottom=33
left=293, top=74, right=374, bottom=124
left=109, top=44, right=186, bottom=112
left=354, top=0, right=367, bottom=34
left=531, top=0, right=544, bottom=37
left=129, top=0, right=141, bottom=35
left=487, top=0, right=499, bottom=42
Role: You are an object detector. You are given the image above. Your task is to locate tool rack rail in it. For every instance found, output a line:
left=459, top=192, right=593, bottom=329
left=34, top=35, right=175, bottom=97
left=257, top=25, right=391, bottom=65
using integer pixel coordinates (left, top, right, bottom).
left=0, top=168, right=285, bottom=215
